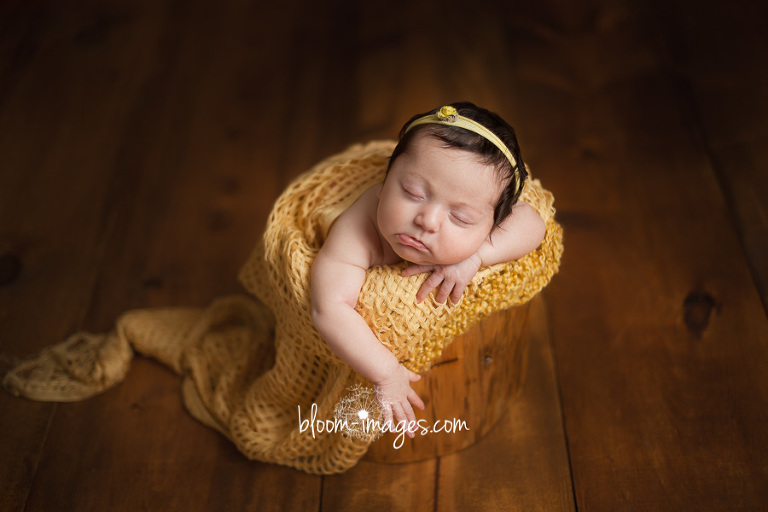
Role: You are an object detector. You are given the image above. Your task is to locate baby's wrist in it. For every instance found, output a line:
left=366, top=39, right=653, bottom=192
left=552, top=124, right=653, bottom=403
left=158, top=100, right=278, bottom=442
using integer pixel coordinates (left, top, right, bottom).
left=370, top=357, right=402, bottom=386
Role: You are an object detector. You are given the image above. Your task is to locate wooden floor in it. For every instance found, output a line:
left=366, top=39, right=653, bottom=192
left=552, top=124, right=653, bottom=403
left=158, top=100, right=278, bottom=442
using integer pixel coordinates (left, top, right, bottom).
left=1, top=0, right=766, bottom=510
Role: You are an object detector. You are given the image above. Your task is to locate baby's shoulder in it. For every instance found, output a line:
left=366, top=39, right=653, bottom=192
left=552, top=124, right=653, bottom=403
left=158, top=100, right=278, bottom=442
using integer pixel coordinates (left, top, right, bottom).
left=323, top=184, right=387, bottom=267
left=333, top=183, right=380, bottom=227
left=350, top=183, right=381, bottom=212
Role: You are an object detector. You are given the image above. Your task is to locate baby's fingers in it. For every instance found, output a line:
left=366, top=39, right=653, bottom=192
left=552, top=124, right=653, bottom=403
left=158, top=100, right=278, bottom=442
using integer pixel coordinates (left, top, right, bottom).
left=408, top=387, right=425, bottom=411
left=434, top=280, right=455, bottom=303
left=401, top=264, right=433, bottom=277
left=405, top=370, right=425, bottom=410
left=416, top=272, right=445, bottom=303
left=396, top=400, right=418, bottom=438
left=379, top=400, right=394, bottom=430
left=449, top=281, right=468, bottom=305
left=390, top=401, right=414, bottom=437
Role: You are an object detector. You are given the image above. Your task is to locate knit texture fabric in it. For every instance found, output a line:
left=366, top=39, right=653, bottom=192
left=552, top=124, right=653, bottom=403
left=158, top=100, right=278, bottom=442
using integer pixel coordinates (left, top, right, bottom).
left=3, top=140, right=564, bottom=474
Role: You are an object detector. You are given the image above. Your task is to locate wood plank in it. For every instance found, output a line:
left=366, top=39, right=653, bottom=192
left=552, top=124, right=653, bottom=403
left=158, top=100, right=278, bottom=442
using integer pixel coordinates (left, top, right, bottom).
left=438, top=297, right=575, bottom=512
left=10, top=2, right=320, bottom=511
left=25, top=359, right=320, bottom=512
left=0, top=3, right=167, bottom=510
left=365, top=305, right=533, bottom=463
left=651, top=0, right=768, bottom=312
left=322, top=459, right=437, bottom=511
left=497, top=0, right=768, bottom=508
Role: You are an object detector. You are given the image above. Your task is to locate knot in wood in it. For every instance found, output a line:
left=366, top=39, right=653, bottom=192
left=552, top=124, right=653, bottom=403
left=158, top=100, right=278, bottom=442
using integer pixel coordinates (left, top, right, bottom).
left=683, top=291, right=717, bottom=338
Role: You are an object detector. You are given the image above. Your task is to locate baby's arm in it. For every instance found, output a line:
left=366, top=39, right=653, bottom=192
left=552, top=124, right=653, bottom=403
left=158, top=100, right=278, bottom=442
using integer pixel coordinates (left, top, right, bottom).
left=311, top=196, right=424, bottom=434
left=403, top=201, right=546, bottom=303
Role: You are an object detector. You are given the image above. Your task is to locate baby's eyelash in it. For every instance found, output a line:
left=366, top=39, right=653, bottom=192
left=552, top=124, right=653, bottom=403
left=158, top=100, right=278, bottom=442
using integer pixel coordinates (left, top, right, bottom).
left=451, top=212, right=474, bottom=225
left=402, top=186, right=424, bottom=199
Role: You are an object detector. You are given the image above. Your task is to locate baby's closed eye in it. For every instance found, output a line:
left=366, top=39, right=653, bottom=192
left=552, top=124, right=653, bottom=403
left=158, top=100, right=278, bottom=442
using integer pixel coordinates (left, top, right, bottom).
left=450, top=211, right=475, bottom=226
left=402, top=184, right=424, bottom=200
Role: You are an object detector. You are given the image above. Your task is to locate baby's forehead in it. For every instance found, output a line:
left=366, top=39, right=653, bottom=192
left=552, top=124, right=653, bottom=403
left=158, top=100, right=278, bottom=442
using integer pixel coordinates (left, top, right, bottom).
left=410, top=132, right=506, bottom=174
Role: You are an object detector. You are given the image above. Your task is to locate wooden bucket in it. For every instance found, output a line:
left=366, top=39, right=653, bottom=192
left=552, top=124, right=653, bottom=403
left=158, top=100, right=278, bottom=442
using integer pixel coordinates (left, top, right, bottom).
left=364, top=301, right=532, bottom=463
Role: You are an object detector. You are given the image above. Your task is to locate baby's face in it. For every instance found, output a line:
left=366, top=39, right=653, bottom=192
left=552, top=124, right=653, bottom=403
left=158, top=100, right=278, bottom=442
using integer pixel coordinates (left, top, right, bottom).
left=377, top=134, right=504, bottom=265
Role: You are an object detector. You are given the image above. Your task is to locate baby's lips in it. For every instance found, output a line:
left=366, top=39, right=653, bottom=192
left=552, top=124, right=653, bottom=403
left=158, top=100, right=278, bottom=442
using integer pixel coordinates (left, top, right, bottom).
left=396, top=234, right=429, bottom=252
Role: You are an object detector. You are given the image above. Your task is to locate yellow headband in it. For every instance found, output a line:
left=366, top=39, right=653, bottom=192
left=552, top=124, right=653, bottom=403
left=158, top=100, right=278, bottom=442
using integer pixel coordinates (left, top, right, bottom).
left=402, top=105, right=523, bottom=196
left=403, top=105, right=519, bottom=171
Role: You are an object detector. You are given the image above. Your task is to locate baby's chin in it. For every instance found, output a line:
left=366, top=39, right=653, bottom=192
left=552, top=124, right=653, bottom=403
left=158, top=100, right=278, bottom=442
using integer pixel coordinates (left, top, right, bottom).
left=396, top=251, right=435, bottom=267
left=397, top=251, right=465, bottom=267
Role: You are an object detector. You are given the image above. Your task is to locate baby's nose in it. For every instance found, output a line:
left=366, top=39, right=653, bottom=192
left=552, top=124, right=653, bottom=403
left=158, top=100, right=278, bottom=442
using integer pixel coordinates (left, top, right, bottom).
left=415, top=206, right=441, bottom=232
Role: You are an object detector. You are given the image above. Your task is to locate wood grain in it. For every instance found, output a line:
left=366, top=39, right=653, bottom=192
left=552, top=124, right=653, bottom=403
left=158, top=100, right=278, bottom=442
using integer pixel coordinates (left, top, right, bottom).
left=652, top=0, right=768, bottom=312
left=0, top=4, right=160, bottom=509
left=498, top=0, right=768, bottom=508
left=437, top=296, right=575, bottom=512
left=2, top=0, right=766, bottom=510
left=365, top=304, right=532, bottom=463
left=323, top=459, right=437, bottom=511
left=3, top=2, right=318, bottom=510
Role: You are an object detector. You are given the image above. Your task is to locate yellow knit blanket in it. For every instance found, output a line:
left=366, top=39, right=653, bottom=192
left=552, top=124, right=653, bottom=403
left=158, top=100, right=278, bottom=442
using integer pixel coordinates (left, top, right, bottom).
left=3, top=140, right=563, bottom=474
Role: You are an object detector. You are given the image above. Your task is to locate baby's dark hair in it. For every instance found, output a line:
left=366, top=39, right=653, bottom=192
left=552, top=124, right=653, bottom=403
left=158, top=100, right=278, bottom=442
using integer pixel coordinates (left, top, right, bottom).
left=388, top=101, right=528, bottom=231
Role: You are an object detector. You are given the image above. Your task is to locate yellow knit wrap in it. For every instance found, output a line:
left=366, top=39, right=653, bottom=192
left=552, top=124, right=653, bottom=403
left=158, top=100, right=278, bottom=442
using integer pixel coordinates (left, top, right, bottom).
left=3, top=140, right=563, bottom=474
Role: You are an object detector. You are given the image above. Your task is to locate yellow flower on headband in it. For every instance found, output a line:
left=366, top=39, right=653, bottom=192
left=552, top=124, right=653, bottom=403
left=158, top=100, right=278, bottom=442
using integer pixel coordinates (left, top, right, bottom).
left=437, top=105, right=458, bottom=122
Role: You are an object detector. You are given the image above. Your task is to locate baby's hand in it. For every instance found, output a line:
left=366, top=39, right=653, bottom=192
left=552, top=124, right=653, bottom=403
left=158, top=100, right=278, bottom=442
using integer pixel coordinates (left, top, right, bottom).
left=402, top=254, right=482, bottom=304
left=374, top=365, right=425, bottom=437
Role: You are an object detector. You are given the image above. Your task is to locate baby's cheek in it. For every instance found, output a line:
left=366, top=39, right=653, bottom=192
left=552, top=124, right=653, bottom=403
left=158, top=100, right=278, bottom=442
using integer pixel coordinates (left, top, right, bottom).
left=380, top=199, right=403, bottom=227
left=459, top=229, right=488, bottom=257
left=437, top=233, right=480, bottom=264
